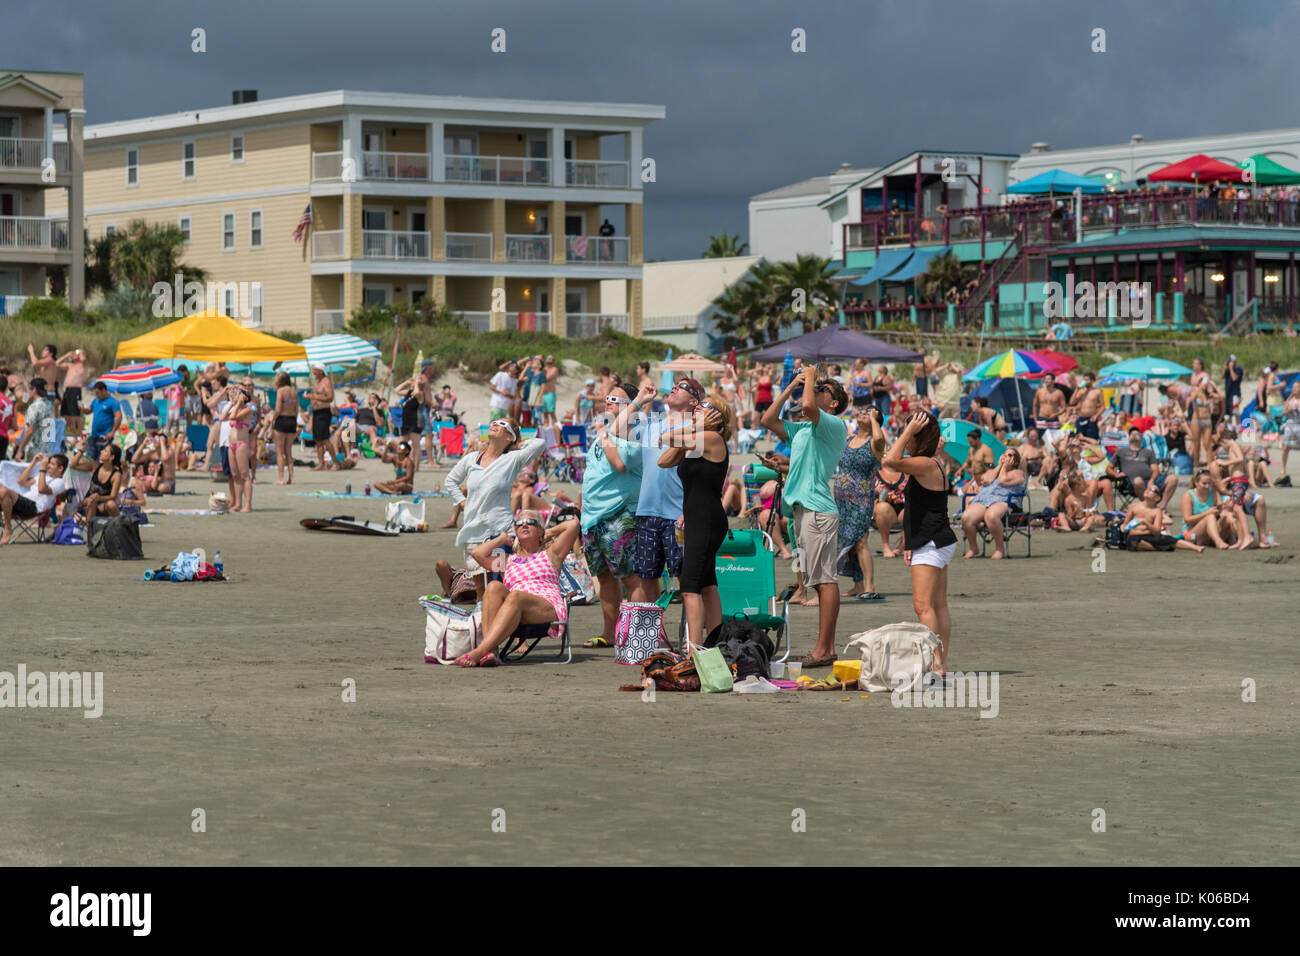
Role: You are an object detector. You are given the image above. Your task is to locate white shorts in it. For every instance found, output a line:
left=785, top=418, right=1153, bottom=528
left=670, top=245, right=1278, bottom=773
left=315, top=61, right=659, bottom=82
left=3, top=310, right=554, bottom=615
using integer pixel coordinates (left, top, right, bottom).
left=911, top=541, right=957, bottom=569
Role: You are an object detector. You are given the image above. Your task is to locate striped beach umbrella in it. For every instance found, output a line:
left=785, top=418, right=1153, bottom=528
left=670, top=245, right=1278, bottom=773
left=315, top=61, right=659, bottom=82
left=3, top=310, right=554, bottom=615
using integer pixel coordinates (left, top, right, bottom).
left=962, top=348, right=1052, bottom=383
left=99, top=362, right=182, bottom=394
left=277, top=334, right=383, bottom=375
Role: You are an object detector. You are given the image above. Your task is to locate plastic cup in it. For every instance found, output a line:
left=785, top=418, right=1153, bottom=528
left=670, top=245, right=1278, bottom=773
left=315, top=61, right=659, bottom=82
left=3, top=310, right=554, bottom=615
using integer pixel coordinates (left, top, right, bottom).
left=787, top=661, right=802, bottom=681
left=770, top=661, right=786, bottom=679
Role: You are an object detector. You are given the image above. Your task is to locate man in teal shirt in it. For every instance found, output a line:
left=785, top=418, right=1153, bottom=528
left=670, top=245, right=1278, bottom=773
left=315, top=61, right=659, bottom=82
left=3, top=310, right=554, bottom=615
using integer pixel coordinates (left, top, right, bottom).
left=580, top=383, right=644, bottom=646
left=761, top=363, right=849, bottom=667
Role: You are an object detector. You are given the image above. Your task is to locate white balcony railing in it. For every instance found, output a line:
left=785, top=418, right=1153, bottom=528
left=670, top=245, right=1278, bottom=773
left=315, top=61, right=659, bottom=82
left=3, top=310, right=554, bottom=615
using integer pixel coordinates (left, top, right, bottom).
left=0, top=138, right=69, bottom=172
left=505, top=234, right=551, bottom=262
left=362, top=151, right=430, bottom=182
left=564, top=235, right=630, bottom=264
left=567, top=312, right=629, bottom=337
left=565, top=159, right=630, bottom=188
left=0, top=295, right=50, bottom=317
left=444, top=232, right=493, bottom=261
left=312, top=230, right=345, bottom=259
left=0, top=217, right=70, bottom=251
left=314, top=309, right=347, bottom=334
left=505, top=311, right=551, bottom=333
left=312, top=151, right=343, bottom=181
left=445, top=154, right=551, bottom=185
left=458, top=311, right=494, bottom=333
left=363, top=230, right=430, bottom=260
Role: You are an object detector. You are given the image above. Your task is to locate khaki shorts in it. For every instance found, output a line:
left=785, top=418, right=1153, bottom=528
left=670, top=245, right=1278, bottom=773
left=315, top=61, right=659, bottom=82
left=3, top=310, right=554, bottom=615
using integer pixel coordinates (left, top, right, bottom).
left=793, top=505, right=839, bottom=587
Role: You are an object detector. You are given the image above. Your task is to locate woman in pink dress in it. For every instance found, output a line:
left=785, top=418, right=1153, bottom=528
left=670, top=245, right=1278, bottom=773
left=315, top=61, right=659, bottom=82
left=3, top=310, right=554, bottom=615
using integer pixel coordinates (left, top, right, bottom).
left=457, top=508, right=581, bottom=667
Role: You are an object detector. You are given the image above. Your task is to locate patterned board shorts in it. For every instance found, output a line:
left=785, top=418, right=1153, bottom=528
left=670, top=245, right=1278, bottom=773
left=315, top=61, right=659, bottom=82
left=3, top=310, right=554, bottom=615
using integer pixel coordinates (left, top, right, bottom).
left=634, top=514, right=682, bottom=581
left=581, top=509, right=638, bottom=579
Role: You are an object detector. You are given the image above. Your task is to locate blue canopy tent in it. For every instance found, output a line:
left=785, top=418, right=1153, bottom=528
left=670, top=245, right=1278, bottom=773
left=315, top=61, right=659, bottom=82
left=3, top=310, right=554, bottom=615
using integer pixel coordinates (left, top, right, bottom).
left=850, top=248, right=915, bottom=286
left=751, top=326, right=923, bottom=363
left=969, top=377, right=1037, bottom=432
left=883, top=246, right=951, bottom=282
left=1007, top=169, right=1106, bottom=195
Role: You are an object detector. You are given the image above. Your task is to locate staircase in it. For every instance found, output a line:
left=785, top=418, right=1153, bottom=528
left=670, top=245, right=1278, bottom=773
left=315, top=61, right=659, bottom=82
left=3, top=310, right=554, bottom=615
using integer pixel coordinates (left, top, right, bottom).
left=1213, top=298, right=1256, bottom=340
left=958, top=225, right=1025, bottom=328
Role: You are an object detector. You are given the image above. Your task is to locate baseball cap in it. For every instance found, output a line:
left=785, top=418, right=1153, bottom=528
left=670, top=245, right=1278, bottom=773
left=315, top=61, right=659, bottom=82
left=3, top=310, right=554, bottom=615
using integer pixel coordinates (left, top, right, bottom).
left=676, top=378, right=705, bottom=402
left=585, top=378, right=595, bottom=385
left=310, top=362, right=327, bottom=373
left=1229, top=354, right=1237, bottom=361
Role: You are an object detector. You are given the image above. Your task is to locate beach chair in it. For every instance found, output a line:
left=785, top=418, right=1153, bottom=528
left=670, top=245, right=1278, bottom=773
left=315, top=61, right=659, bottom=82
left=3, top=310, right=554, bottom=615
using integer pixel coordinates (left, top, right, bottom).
left=976, top=489, right=1033, bottom=557
left=560, top=424, right=588, bottom=454
left=437, top=424, right=465, bottom=465
left=661, top=528, right=794, bottom=663
left=496, top=601, right=572, bottom=664
left=535, top=425, right=567, bottom=480
left=8, top=488, right=74, bottom=544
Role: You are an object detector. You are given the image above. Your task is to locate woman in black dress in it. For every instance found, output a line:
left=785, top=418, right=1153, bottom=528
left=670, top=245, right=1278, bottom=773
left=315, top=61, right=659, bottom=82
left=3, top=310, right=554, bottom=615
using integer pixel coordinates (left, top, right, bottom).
left=659, top=399, right=731, bottom=652
left=882, top=411, right=957, bottom=676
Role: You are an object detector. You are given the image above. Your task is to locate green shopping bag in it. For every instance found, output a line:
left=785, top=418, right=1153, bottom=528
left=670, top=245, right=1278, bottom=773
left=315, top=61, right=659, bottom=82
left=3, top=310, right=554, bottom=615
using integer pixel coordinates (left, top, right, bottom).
left=694, top=647, right=734, bottom=694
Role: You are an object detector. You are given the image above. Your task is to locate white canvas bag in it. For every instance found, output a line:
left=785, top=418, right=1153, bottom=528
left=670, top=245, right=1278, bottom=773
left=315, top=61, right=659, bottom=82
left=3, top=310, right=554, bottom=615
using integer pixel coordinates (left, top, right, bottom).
left=386, top=498, right=425, bottom=530
left=843, top=622, right=942, bottom=693
left=419, top=596, right=481, bottom=664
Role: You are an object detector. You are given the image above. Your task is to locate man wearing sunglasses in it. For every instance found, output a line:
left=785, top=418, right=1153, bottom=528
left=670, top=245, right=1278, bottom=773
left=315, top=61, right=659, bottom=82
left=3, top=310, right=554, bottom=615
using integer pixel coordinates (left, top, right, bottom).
left=761, top=363, right=849, bottom=668
left=612, top=375, right=704, bottom=602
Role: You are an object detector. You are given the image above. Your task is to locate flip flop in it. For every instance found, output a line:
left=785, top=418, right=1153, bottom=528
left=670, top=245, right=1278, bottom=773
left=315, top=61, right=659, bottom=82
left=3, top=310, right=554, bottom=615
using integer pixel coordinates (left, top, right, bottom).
left=479, top=652, right=500, bottom=668
left=855, top=592, right=886, bottom=602
left=583, top=637, right=613, bottom=648
left=797, top=653, right=836, bottom=668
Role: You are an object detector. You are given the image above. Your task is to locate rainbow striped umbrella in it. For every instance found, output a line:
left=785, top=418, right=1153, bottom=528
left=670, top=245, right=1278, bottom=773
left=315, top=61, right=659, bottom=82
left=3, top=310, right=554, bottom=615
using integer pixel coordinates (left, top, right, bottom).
left=99, top=362, right=182, bottom=394
left=962, top=349, right=1052, bottom=383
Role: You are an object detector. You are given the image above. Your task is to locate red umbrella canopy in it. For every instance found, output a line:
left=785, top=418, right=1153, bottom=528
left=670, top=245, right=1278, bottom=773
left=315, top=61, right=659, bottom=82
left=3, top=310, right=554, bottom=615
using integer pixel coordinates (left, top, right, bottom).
left=1148, top=154, right=1246, bottom=184
left=1023, top=349, right=1078, bottom=378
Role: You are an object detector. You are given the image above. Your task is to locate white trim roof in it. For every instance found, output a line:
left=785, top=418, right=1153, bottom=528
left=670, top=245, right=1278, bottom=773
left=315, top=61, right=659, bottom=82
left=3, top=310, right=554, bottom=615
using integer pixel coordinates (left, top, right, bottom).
left=80, top=89, right=666, bottom=142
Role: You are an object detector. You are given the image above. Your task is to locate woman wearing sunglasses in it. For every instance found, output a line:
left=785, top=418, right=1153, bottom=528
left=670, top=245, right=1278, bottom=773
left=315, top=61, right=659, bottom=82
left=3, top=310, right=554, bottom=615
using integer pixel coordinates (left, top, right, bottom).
left=457, top=509, right=582, bottom=667
left=444, top=416, right=546, bottom=601
left=658, top=396, right=731, bottom=651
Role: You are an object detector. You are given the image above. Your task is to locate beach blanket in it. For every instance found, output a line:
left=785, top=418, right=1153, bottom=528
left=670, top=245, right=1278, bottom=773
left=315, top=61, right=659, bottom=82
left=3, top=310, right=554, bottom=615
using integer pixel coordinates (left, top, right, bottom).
left=142, top=508, right=225, bottom=516
left=290, top=490, right=450, bottom=499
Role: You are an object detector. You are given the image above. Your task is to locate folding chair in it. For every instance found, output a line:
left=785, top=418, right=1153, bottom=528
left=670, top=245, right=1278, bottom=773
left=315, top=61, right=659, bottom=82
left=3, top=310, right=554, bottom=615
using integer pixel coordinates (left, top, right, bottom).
left=496, top=599, right=572, bottom=664
left=976, top=489, right=1033, bottom=557
left=662, top=528, right=795, bottom=663
left=9, top=489, right=74, bottom=544
left=438, top=425, right=465, bottom=462
left=560, top=424, right=589, bottom=454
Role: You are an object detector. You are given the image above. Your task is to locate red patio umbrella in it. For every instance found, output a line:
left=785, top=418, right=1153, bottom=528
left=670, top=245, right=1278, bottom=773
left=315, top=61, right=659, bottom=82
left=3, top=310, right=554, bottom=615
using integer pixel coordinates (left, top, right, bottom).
left=1147, top=154, right=1246, bottom=184
left=1023, top=349, right=1078, bottom=378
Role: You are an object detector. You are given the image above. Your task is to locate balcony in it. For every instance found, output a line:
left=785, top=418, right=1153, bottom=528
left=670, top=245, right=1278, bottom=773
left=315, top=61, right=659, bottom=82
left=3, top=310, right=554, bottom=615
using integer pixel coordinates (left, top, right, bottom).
left=314, top=309, right=347, bottom=334
left=457, top=311, right=495, bottom=333
left=313, top=151, right=344, bottom=181
left=362, top=151, right=430, bottom=182
left=564, top=235, right=629, bottom=264
left=0, top=139, right=70, bottom=173
left=565, top=159, right=629, bottom=188
left=312, top=230, right=345, bottom=260
left=505, top=234, right=551, bottom=262
left=362, top=230, right=430, bottom=260
left=505, top=311, right=551, bottom=332
left=567, top=312, right=629, bottom=337
left=444, top=232, right=493, bottom=261
left=0, top=294, right=53, bottom=317
left=445, top=154, right=550, bottom=185
left=0, top=217, right=69, bottom=251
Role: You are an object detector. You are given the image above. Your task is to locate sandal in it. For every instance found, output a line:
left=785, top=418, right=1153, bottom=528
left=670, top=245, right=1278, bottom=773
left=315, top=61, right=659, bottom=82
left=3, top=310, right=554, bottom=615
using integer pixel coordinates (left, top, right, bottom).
left=855, top=592, right=886, bottom=602
left=479, top=652, right=499, bottom=668
left=797, top=653, right=836, bottom=668
left=454, top=653, right=479, bottom=668
left=583, top=637, right=613, bottom=648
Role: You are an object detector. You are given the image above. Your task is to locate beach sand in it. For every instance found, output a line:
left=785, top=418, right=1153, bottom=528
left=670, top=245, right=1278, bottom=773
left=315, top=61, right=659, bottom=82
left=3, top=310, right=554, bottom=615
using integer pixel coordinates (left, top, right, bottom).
left=1, top=456, right=1297, bottom=865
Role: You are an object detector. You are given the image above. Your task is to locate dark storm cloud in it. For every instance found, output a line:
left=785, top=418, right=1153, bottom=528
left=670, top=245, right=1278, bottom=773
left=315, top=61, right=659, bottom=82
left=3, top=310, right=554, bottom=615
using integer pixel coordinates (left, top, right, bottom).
left=6, top=0, right=1300, bottom=258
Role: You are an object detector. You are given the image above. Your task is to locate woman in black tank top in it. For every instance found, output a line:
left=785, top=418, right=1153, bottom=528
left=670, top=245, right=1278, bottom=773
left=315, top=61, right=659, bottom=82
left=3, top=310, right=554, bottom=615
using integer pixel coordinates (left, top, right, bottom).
left=659, top=400, right=731, bottom=651
left=882, top=411, right=955, bottom=676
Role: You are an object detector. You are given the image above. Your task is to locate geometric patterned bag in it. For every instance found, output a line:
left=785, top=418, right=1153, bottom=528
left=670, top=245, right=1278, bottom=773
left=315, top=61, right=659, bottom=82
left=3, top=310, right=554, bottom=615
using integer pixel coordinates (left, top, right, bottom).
left=613, top=600, right=669, bottom=665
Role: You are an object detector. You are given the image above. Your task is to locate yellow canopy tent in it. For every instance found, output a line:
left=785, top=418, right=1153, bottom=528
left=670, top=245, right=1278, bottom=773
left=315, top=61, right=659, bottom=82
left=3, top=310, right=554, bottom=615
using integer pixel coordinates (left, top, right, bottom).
left=115, top=310, right=308, bottom=363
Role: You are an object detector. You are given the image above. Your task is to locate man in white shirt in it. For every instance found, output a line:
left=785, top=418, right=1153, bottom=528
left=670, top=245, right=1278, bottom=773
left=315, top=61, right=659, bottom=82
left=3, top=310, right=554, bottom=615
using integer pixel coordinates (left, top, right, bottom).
left=1, top=452, right=69, bottom=545
left=489, top=361, right=518, bottom=421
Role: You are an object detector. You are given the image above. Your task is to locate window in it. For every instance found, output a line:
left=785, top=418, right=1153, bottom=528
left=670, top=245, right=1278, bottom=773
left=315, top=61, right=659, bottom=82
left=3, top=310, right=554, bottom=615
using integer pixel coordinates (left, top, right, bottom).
left=222, top=212, right=235, bottom=251
left=248, top=282, right=263, bottom=327
left=182, top=141, right=195, bottom=180
left=231, top=134, right=244, bottom=163
left=179, top=216, right=191, bottom=243
left=249, top=209, right=263, bottom=249
left=126, top=147, right=138, bottom=186
left=224, top=287, right=237, bottom=317
left=105, top=223, right=117, bottom=237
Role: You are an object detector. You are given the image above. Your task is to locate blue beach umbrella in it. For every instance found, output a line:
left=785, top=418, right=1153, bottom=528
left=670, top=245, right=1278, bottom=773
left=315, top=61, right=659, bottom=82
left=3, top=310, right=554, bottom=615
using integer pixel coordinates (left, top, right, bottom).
left=1098, top=356, right=1193, bottom=379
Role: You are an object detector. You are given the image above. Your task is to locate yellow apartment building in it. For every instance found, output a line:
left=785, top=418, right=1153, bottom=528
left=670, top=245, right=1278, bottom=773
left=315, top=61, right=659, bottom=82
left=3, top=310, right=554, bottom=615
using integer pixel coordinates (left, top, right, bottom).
left=48, top=89, right=664, bottom=336
left=0, top=69, right=84, bottom=313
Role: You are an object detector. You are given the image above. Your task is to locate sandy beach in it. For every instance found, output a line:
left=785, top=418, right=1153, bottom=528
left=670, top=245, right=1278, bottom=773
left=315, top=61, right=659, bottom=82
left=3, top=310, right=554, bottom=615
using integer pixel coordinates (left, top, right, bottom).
left=2, top=451, right=1297, bottom=866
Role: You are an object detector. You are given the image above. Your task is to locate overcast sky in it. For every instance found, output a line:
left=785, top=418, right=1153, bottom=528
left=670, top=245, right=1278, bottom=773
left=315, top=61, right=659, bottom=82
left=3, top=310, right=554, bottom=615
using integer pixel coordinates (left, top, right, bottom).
left=7, top=0, right=1300, bottom=259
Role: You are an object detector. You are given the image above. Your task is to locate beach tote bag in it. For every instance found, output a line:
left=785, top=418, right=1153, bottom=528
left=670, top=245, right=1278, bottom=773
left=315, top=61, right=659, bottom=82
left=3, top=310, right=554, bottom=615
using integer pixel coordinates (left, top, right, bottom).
left=419, top=596, right=481, bottom=664
left=844, top=622, right=941, bottom=693
left=694, top=647, right=734, bottom=694
left=385, top=498, right=425, bottom=531
left=614, top=601, right=668, bottom=665
left=558, top=553, right=597, bottom=606
left=51, top=517, right=84, bottom=546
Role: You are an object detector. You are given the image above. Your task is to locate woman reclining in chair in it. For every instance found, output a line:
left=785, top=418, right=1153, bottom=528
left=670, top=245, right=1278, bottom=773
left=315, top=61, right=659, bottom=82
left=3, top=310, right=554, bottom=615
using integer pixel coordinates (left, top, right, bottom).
left=455, top=509, right=581, bottom=667
left=960, top=448, right=1026, bottom=559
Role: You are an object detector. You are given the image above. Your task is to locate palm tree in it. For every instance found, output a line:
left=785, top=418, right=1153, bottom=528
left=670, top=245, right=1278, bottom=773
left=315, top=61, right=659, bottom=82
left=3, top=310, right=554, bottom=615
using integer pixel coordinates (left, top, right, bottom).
left=916, top=250, right=972, bottom=304
left=702, top=233, right=749, bottom=258
left=111, top=220, right=207, bottom=293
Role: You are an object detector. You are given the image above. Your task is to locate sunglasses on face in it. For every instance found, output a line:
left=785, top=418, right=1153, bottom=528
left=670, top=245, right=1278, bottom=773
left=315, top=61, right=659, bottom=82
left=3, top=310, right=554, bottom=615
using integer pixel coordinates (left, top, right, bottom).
left=514, top=519, right=541, bottom=530
left=815, top=384, right=833, bottom=395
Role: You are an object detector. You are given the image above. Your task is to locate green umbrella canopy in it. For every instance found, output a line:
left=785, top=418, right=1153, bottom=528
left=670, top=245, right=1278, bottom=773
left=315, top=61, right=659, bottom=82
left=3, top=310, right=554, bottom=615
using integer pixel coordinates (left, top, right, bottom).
left=1238, top=153, right=1300, bottom=186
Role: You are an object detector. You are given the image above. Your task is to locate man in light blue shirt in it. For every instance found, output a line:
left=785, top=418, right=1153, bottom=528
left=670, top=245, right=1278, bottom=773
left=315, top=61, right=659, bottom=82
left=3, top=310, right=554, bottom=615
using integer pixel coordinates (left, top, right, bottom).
left=761, top=363, right=849, bottom=667
left=614, top=376, right=702, bottom=602
left=580, top=383, right=644, bottom=645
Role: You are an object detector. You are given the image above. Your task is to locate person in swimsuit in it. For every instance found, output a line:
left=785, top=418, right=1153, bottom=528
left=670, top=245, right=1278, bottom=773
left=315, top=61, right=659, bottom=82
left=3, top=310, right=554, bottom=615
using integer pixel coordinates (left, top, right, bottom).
left=960, top=448, right=1027, bottom=559
left=374, top=440, right=415, bottom=496
left=1051, top=473, right=1106, bottom=532
left=658, top=399, right=731, bottom=651
left=457, top=509, right=582, bottom=667
left=1187, top=381, right=1213, bottom=468
left=75, top=442, right=125, bottom=522
left=354, top=393, right=385, bottom=449
left=572, top=380, right=598, bottom=425
left=751, top=365, right=775, bottom=427
left=1122, top=484, right=1204, bottom=553
left=871, top=365, right=894, bottom=419
left=1179, top=470, right=1236, bottom=549
left=1281, top=381, right=1300, bottom=476
left=222, top=385, right=255, bottom=512
left=850, top=359, right=873, bottom=410
left=882, top=411, right=957, bottom=677
left=872, top=466, right=906, bottom=558
left=270, top=372, right=298, bottom=485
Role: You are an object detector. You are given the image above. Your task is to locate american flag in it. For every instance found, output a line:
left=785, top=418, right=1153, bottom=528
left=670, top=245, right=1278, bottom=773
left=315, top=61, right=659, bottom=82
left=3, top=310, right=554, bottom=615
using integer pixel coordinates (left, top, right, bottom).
left=292, top=204, right=312, bottom=243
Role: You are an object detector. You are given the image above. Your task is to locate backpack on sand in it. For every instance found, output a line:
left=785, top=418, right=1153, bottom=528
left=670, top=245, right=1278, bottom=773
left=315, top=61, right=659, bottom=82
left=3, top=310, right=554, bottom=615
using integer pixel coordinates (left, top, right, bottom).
left=843, top=622, right=942, bottom=693
left=86, top=515, right=144, bottom=560
left=419, top=596, right=482, bottom=664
